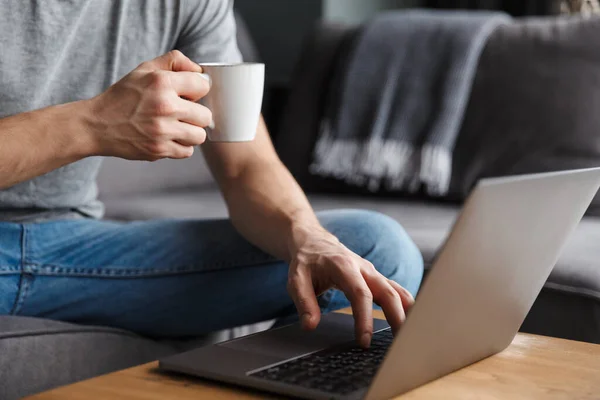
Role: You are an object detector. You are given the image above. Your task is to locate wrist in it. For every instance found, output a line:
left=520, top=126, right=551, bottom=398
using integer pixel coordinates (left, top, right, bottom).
left=31, top=100, right=103, bottom=161
left=286, top=211, right=332, bottom=260
left=45, top=99, right=103, bottom=159
left=72, top=98, right=104, bottom=157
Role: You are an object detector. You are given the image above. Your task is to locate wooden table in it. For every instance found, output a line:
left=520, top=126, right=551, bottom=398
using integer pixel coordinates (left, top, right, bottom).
left=27, top=310, right=600, bottom=400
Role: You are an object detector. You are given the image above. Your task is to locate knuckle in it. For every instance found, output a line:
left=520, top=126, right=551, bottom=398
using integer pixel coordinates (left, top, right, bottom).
left=181, top=146, right=194, bottom=158
left=168, top=49, right=184, bottom=60
left=351, top=286, right=373, bottom=302
left=297, top=297, right=312, bottom=311
left=361, top=261, right=377, bottom=276
left=295, top=251, right=311, bottom=266
left=151, top=94, right=176, bottom=116
left=188, top=128, right=207, bottom=145
left=146, top=118, right=167, bottom=136
left=136, top=60, right=152, bottom=71
left=330, top=254, right=353, bottom=269
left=147, top=70, right=170, bottom=90
left=286, top=274, right=301, bottom=291
left=146, top=140, right=169, bottom=157
left=383, top=286, right=400, bottom=301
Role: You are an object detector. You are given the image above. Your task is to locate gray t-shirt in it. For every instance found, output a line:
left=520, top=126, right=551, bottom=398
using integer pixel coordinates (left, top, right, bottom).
left=0, top=0, right=242, bottom=222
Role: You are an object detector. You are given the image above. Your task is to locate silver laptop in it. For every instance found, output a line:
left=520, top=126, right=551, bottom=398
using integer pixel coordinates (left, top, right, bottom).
left=159, top=168, right=600, bottom=400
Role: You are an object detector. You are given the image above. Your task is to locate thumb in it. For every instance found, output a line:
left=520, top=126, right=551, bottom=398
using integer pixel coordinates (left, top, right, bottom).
left=287, top=262, right=322, bottom=331
left=151, top=50, right=202, bottom=72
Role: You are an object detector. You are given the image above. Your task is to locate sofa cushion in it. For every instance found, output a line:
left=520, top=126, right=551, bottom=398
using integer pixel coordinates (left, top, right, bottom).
left=97, top=153, right=216, bottom=199
left=0, top=316, right=175, bottom=400
left=102, top=186, right=228, bottom=221
left=0, top=313, right=273, bottom=400
left=453, top=15, right=600, bottom=215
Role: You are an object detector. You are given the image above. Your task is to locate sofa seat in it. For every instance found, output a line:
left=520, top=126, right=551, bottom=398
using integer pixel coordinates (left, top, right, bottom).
left=0, top=312, right=272, bottom=400
left=0, top=316, right=173, bottom=400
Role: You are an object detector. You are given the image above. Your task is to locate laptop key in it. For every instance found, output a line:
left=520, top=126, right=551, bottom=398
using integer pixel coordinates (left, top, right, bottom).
left=249, top=328, right=393, bottom=394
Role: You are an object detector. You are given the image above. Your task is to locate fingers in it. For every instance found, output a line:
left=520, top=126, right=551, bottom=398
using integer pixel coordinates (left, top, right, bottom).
left=363, top=270, right=405, bottom=334
left=147, top=117, right=206, bottom=150
left=287, top=262, right=322, bottom=331
left=173, top=124, right=206, bottom=147
left=165, top=141, right=195, bottom=159
left=174, top=98, right=212, bottom=127
left=388, top=279, right=415, bottom=312
left=333, top=266, right=373, bottom=348
left=149, top=50, right=202, bottom=73
left=168, top=71, right=211, bottom=101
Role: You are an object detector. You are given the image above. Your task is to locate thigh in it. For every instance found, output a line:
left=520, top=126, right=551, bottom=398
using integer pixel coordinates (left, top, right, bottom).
left=15, top=210, right=423, bottom=338
left=16, top=218, right=292, bottom=337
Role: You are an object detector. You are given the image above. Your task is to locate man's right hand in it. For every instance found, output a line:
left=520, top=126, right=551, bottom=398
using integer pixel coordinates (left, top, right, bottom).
left=86, top=50, right=212, bottom=161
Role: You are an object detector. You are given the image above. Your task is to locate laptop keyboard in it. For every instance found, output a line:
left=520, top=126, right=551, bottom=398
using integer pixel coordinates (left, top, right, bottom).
left=249, top=328, right=393, bottom=396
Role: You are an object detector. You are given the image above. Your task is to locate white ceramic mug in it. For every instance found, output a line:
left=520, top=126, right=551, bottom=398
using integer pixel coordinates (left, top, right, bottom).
left=198, top=62, right=265, bottom=142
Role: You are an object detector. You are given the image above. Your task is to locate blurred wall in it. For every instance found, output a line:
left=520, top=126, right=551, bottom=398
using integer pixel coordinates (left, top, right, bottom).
left=324, top=0, right=422, bottom=23
left=234, top=0, right=322, bottom=86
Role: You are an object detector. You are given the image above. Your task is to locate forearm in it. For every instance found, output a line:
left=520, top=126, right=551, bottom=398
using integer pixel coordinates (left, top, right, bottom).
left=0, top=100, right=96, bottom=189
left=205, top=120, right=414, bottom=341
left=220, top=158, right=324, bottom=262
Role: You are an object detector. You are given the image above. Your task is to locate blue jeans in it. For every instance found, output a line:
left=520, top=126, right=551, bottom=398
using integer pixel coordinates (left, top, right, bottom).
left=0, top=210, right=423, bottom=338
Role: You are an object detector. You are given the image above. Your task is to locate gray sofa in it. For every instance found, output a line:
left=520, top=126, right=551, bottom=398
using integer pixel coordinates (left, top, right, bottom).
left=277, top=14, right=600, bottom=345
left=3, top=12, right=600, bottom=400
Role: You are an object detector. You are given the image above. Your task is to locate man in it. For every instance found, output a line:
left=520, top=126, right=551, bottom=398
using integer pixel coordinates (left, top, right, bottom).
left=0, top=0, right=423, bottom=349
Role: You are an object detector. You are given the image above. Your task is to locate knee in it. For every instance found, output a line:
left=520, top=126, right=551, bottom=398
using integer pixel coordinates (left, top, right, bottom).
left=318, top=209, right=424, bottom=296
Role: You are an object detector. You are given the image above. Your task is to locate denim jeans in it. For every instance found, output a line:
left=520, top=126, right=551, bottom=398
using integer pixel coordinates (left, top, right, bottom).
left=0, top=209, right=423, bottom=338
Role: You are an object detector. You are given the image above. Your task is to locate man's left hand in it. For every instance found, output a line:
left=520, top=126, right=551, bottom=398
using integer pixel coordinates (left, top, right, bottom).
left=286, top=224, right=414, bottom=348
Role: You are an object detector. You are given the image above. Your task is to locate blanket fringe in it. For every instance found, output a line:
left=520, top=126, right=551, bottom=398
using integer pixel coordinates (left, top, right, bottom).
left=310, top=126, right=452, bottom=196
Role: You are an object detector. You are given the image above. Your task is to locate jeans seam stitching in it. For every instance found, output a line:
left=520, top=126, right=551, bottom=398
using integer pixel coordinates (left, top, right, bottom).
left=11, top=275, right=32, bottom=315
left=21, top=255, right=279, bottom=277
left=10, top=225, right=29, bottom=315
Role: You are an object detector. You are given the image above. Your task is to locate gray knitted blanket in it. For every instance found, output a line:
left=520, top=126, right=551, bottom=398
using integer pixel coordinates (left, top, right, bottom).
left=311, top=10, right=509, bottom=195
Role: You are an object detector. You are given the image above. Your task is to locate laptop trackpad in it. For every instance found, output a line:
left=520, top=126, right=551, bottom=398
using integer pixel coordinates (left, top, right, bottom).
left=219, top=313, right=389, bottom=360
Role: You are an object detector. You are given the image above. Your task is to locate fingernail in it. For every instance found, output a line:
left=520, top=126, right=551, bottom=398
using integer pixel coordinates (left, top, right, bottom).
left=199, top=73, right=211, bottom=86
left=208, top=119, right=215, bottom=130
left=301, top=313, right=312, bottom=327
left=361, top=332, right=372, bottom=348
